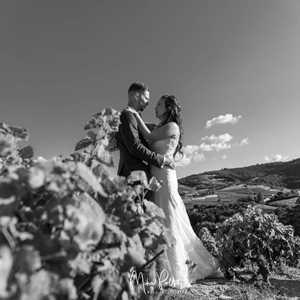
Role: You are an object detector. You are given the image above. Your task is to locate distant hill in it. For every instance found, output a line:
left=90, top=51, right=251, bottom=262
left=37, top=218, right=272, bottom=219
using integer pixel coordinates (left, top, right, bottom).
left=179, top=158, right=300, bottom=191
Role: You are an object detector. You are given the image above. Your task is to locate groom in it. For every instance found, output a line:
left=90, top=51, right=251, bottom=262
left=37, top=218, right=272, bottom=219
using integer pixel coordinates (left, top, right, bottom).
left=117, top=82, right=174, bottom=285
left=117, top=82, right=175, bottom=179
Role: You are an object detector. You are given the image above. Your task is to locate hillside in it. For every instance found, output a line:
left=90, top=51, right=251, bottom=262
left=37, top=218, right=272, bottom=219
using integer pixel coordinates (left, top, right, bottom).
left=179, top=158, right=300, bottom=190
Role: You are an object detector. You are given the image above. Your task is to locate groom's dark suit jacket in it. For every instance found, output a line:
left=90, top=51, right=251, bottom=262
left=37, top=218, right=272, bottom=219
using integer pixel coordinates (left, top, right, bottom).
left=117, top=110, right=173, bottom=278
left=116, top=109, right=164, bottom=179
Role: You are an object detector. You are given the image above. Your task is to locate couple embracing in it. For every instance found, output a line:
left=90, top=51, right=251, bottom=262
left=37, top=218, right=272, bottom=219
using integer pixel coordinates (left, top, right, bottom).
left=117, top=82, right=220, bottom=289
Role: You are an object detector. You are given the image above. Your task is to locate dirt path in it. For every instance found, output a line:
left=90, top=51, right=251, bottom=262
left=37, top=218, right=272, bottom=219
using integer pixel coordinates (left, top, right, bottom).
left=139, top=267, right=300, bottom=299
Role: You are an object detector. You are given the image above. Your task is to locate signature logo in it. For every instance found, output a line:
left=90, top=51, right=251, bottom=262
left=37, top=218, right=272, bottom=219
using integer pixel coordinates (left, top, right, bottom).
left=128, top=267, right=201, bottom=296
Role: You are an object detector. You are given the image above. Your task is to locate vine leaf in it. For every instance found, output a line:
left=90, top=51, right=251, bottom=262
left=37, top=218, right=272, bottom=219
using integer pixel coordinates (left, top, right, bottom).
left=76, top=163, right=107, bottom=197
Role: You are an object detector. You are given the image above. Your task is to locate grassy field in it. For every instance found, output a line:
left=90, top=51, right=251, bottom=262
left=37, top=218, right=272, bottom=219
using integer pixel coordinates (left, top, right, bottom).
left=266, top=197, right=299, bottom=207
left=182, top=183, right=299, bottom=207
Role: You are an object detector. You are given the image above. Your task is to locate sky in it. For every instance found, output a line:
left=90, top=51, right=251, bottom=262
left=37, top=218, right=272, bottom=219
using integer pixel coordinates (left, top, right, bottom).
left=1, top=0, right=300, bottom=178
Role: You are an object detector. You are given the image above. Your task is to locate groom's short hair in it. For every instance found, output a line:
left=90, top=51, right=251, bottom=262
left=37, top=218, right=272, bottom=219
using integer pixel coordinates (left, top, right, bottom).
left=128, top=82, right=149, bottom=94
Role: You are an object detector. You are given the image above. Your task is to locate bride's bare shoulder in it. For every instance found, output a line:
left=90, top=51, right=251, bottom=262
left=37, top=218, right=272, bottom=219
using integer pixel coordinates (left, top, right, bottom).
left=165, top=122, right=180, bottom=134
left=156, top=122, right=180, bottom=140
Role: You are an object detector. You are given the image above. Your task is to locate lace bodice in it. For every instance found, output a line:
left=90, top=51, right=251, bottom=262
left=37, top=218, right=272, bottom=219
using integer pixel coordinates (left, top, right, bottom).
left=150, top=136, right=179, bottom=157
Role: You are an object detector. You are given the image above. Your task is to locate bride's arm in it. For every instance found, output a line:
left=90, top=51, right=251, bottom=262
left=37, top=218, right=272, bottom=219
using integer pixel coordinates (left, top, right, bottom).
left=134, top=112, right=179, bottom=142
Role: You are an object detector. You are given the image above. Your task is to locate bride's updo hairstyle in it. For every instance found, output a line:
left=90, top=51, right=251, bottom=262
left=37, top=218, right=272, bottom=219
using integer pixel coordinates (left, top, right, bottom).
left=160, top=95, right=184, bottom=159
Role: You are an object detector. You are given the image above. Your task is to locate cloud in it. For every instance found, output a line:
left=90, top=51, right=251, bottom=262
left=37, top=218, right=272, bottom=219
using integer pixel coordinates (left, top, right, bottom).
left=264, top=154, right=289, bottom=162
left=175, top=155, right=192, bottom=167
left=175, top=144, right=205, bottom=167
left=199, top=142, right=231, bottom=152
left=199, top=143, right=214, bottom=152
left=240, top=138, right=249, bottom=146
left=183, top=145, right=200, bottom=156
left=200, top=133, right=233, bottom=152
left=176, top=133, right=247, bottom=167
left=206, top=114, right=242, bottom=128
left=193, top=152, right=205, bottom=162
left=202, top=133, right=233, bottom=143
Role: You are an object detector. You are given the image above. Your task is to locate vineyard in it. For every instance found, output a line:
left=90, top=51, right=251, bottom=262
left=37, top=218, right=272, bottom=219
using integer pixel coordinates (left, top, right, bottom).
left=0, top=109, right=299, bottom=299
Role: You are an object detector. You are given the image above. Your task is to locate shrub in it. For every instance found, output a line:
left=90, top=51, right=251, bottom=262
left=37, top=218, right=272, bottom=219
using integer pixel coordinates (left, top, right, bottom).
left=0, top=111, right=173, bottom=300
left=215, top=206, right=300, bottom=283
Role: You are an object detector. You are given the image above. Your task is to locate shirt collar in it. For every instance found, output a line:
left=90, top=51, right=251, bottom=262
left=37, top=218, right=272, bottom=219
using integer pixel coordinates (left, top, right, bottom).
left=126, top=106, right=138, bottom=114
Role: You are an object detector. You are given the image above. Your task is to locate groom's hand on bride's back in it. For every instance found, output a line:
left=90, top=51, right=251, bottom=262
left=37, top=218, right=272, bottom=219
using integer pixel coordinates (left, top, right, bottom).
left=162, top=156, right=175, bottom=169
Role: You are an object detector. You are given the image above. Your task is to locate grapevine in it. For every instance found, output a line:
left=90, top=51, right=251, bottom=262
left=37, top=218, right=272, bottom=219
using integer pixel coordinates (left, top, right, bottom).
left=1, top=109, right=299, bottom=299
left=215, top=206, right=300, bottom=283
left=0, top=111, right=174, bottom=300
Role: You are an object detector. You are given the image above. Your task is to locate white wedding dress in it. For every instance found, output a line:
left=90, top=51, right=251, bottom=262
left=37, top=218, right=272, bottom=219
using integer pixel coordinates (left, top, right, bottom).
left=150, top=136, right=219, bottom=288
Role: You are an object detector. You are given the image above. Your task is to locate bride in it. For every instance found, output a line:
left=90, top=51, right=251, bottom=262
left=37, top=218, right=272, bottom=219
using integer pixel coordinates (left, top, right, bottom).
left=130, top=94, right=220, bottom=289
